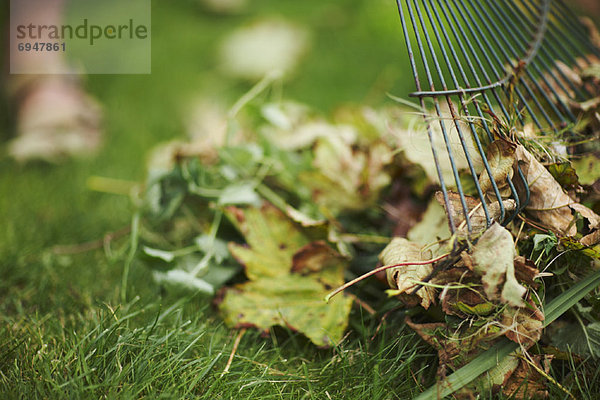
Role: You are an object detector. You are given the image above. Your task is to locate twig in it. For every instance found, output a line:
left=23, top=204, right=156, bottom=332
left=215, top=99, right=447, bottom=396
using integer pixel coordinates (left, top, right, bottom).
left=222, top=328, right=247, bottom=376
left=347, top=294, right=376, bottom=315
left=325, top=253, right=450, bottom=302
left=516, top=214, right=551, bottom=232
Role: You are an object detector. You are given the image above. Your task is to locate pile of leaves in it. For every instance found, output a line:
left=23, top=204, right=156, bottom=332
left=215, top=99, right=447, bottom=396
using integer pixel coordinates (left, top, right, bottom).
left=134, top=81, right=600, bottom=397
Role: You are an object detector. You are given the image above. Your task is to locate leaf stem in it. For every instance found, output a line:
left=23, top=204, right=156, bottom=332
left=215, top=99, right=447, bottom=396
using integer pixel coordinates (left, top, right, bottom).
left=325, top=252, right=450, bottom=302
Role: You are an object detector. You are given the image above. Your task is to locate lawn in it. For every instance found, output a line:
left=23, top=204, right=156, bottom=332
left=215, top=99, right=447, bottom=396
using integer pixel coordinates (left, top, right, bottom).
left=1, top=1, right=599, bottom=399
left=0, top=1, right=428, bottom=398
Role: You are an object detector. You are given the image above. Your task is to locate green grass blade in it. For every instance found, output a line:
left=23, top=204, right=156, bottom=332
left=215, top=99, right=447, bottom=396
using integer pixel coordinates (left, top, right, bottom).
left=415, top=269, right=600, bottom=400
left=544, top=269, right=600, bottom=327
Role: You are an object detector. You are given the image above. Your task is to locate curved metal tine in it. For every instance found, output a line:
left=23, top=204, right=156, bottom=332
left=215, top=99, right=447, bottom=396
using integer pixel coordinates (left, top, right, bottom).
left=396, top=0, right=459, bottom=235
left=554, top=0, right=600, bottom=58
left=468, top=0, right=563, bottom=132
left=531, top=0, right=600, bottom=72
left=512, top=0, right=589, bottom=100
left=491, top=1, right=577, bottom=122
left=404, top=0, right=474, bottom=233
left=440, top=0, right=513, bottom=127
left=452, top=0, right=545, bottom=131
left=485, top=0, right=576, bottom=124
left=422, top=0, right=513, bottom=227
left=503, top=173, right=520, bottom=225
left=516, top=164, right=531, bottom=210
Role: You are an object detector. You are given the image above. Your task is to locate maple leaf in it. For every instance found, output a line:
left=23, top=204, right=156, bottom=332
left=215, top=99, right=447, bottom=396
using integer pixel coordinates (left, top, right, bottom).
left=219, top=204, right=353, bottom=347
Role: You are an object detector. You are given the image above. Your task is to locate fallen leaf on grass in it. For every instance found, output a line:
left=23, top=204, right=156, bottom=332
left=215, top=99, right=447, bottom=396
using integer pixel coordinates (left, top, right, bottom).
left=219, top=204, right=353, bottom=347
left=406, top=317, right=502, bottom=378
left=499, top=355, right=551, bottom=399
left=220, top=274, right=352, bottom=347
left=379, top=238, right=434, bottom=309
left=471, top=223, right=526, bottom=307
left=500, top=299, right=544, bottom=347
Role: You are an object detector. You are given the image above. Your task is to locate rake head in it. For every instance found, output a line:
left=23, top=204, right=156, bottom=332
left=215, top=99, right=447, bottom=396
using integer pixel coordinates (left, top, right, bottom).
left=396, top=0, right=600, bottom=237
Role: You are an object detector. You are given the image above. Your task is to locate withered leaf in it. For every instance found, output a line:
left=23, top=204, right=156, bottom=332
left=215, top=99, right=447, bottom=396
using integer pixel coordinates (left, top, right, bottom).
left=435, top=191, right=516, bottom=236
left=513, top=256, right=540, bottom=287
left=478, top=139, right=516, bottom=193
left=299, top=136, right=393, bottom=214
left=379, top=238, right=434, bottom=309
left=406, top=317, right=501, bottom=377
left=516, top=145, right=576, bottom=236
left=570, top=202, right=600, bottom=231
left=471, top=223, right=526, bottom=307
left=500, top=298, right=544, bottom=347
left=499, top=355, right=551, bottom=399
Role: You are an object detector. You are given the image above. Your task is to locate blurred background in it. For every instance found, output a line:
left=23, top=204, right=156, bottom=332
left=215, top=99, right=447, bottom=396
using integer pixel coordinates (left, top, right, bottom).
left=0, top=0, right=415, bottom=304
left=1, top=0, right=598, bottom=308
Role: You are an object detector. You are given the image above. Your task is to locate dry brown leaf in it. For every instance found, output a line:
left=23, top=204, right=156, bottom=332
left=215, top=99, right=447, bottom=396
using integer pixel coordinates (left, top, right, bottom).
left=471, top=223, right=526, bottom=307
left=435, top=191, right=516, bottom=236
left=499, top=355, right=551, bottom=399
left=478, top=140, right=516, bottom=193
left=379, top=238, right=435, bottom=309
left=570, top=202, right=600, bottom=231
left=516, top=145, right=577, bottom=236
left=581, top=230, right=600, bottom=247
left=501, top=299, right=544, bottom=347
left=513, top=256, right=540, bottom=287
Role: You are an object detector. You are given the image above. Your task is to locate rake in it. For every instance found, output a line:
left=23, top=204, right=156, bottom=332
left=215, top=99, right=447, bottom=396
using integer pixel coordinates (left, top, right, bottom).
left=395, top=0, right=600, bottom=238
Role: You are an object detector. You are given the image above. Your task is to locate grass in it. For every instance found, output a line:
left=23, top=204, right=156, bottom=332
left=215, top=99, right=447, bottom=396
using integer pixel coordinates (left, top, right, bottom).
left=1, top=0, right=599, bottom=398
left=0, top=0, right=428, bottom=398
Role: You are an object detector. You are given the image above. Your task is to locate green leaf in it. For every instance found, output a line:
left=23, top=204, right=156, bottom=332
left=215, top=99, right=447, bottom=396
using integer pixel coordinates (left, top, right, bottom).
left=220, top=204, right=353, bottom=347
left=533, top=233, right=557, bottom=255
left=225, top=204, right=310, bottom=280
left=551, top=322, right=600, bottom=358
left=220, top=274, right=352, bottom=347
left=547, top=162, right=580, bottom=189
left=572, top=155, right=600, bottom=185
left=415, top=269, right=600, bottom=400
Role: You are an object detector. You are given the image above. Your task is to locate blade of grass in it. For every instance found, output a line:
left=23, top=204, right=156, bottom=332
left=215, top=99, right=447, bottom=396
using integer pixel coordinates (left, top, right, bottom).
left=415, top=269, right=600, bottom=400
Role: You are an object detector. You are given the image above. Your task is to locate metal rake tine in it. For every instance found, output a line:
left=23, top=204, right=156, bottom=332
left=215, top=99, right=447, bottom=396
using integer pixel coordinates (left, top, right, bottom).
left=484, top=0, right=575, bottom=124
left=410, top=0, right=493, bottom=230
left=405, top=0, right=475, bottom=233
left=490, top=0, right=577, bottom=122
left=396, top=0, right=459, bottom=234
left=510, top=0, right=589, bottom=100
left=467, top=0, right=560, bottom=131
left=451, top=0, right=545, bottom=130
